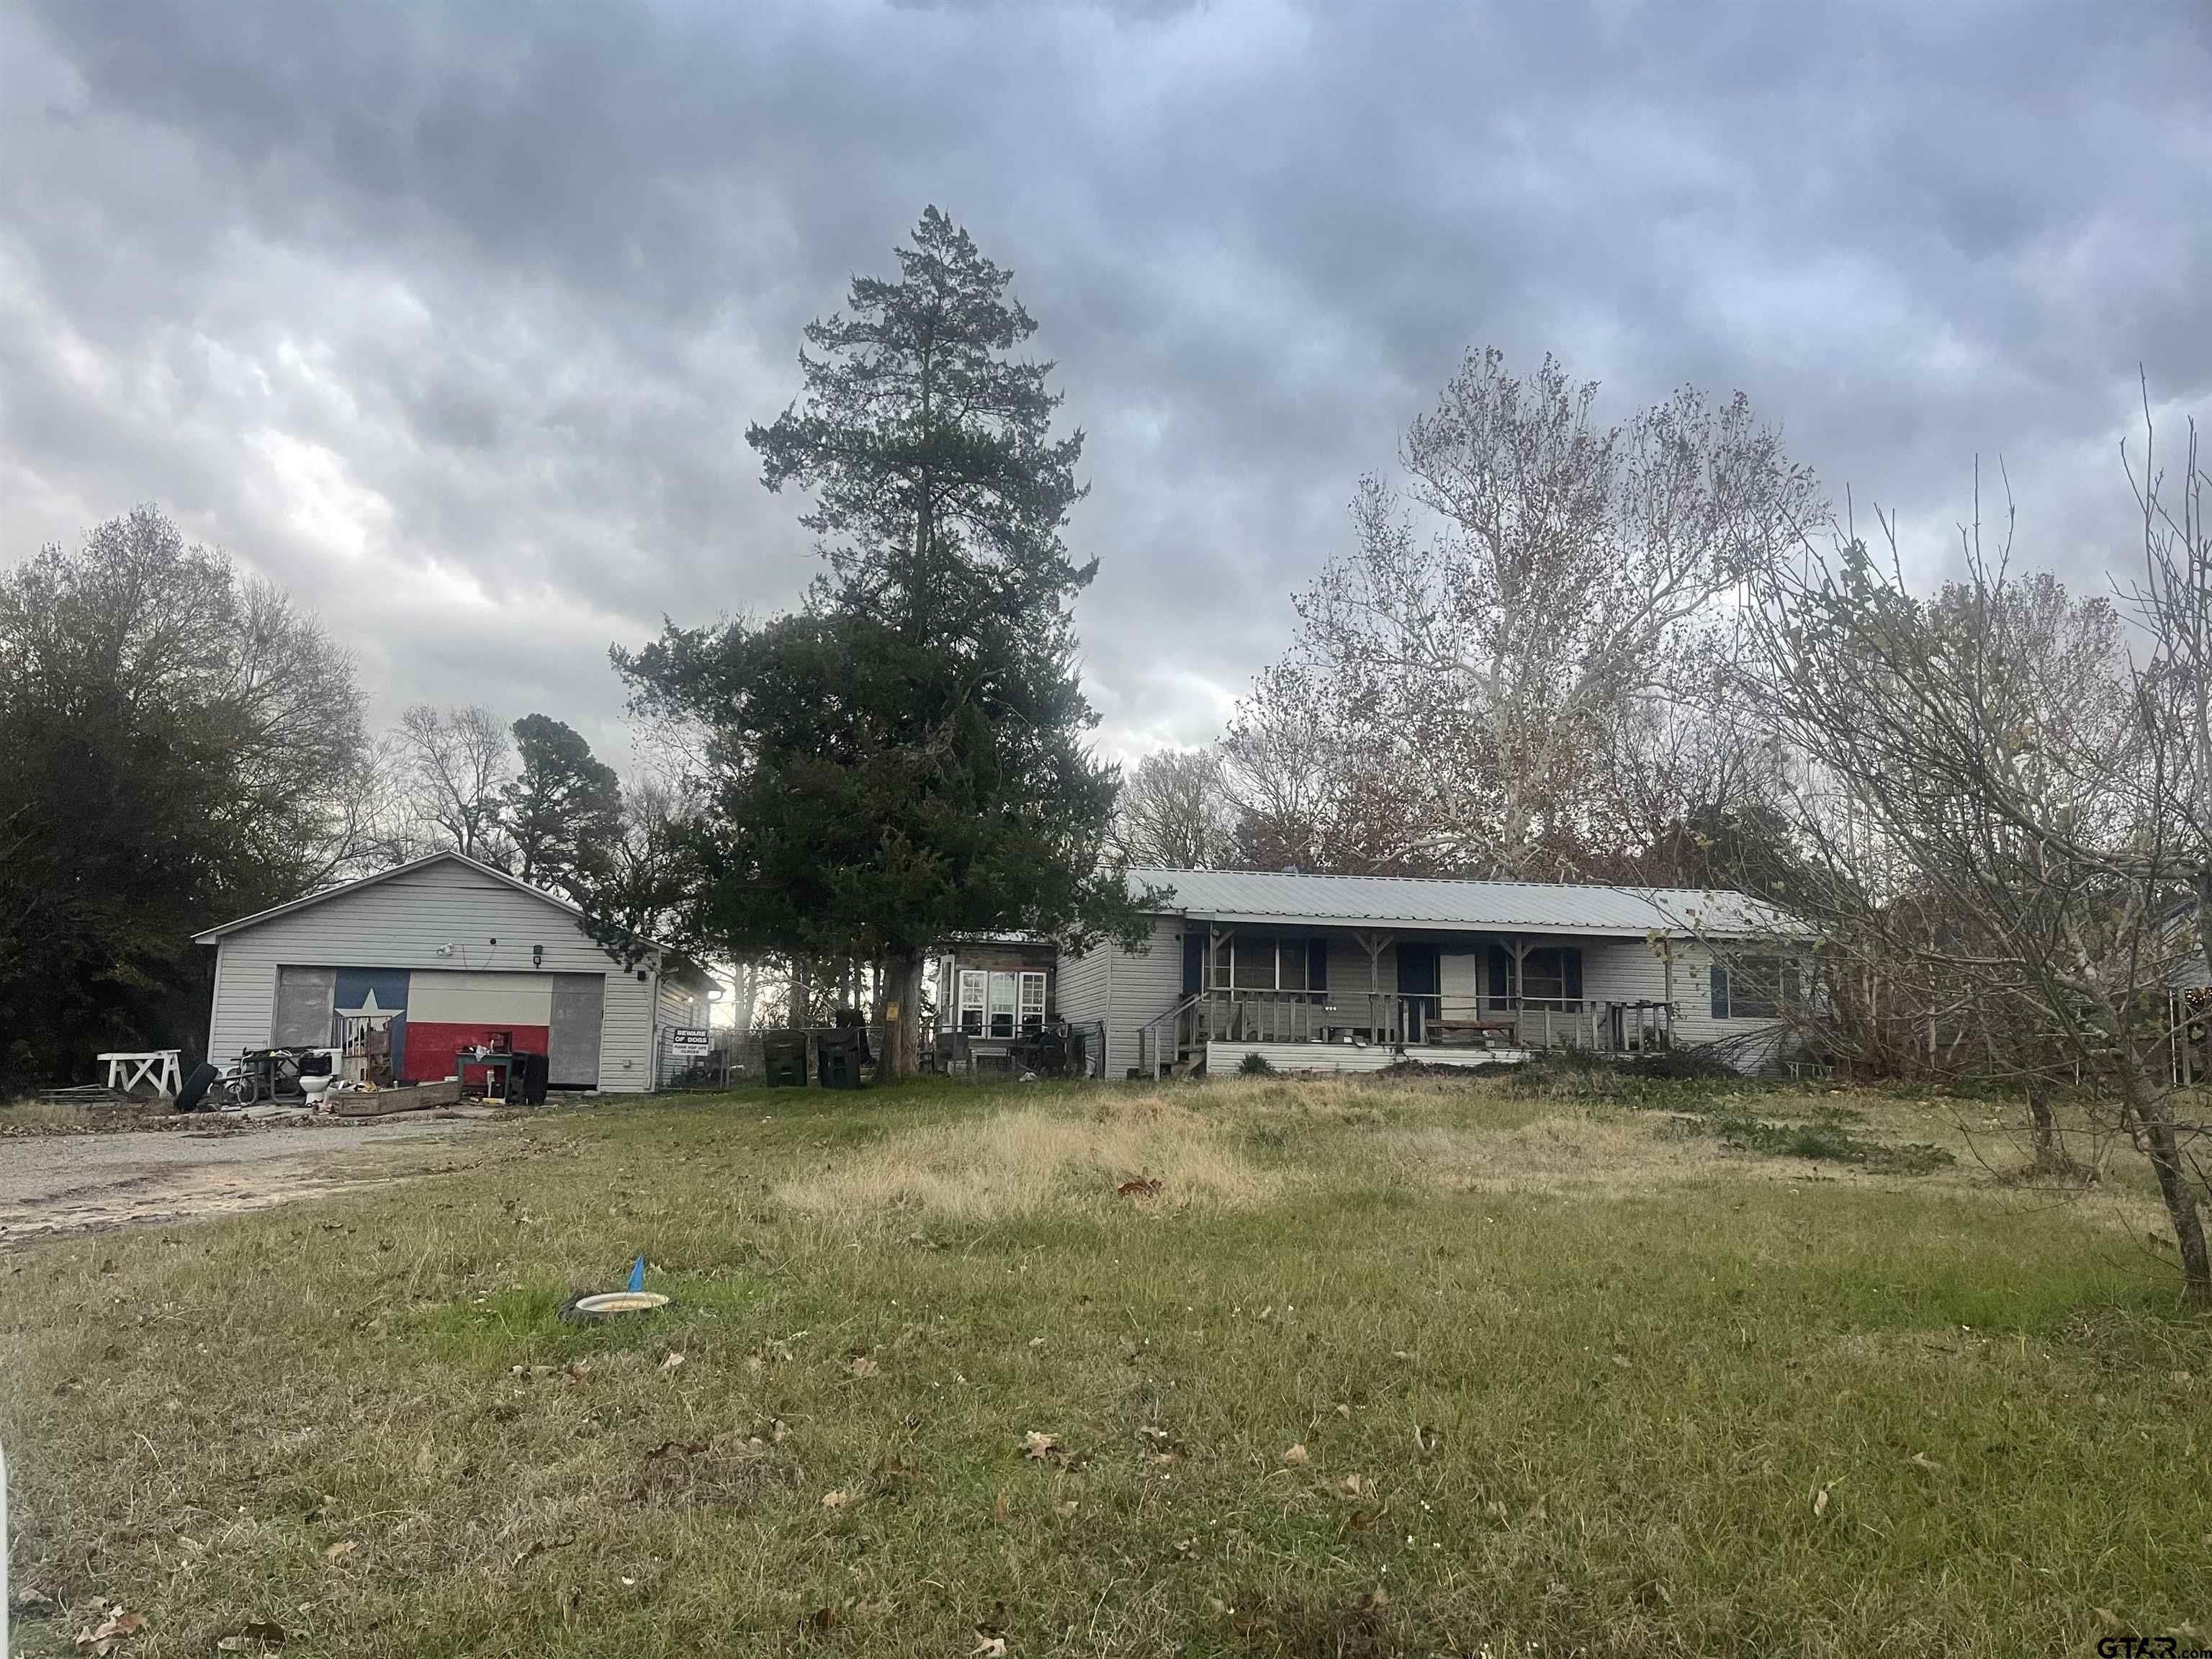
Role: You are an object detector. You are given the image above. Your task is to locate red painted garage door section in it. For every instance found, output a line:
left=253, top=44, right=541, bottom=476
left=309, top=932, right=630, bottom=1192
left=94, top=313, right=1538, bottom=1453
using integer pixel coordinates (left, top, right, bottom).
left=403, top=1022, right=552, bottom=1087
left=400, top=971, right=555, bottom=1086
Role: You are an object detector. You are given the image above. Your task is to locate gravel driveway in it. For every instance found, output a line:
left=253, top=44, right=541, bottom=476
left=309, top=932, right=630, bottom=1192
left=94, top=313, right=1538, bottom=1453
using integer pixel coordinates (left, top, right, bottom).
left=0, top=1108, right=510, bottom=1248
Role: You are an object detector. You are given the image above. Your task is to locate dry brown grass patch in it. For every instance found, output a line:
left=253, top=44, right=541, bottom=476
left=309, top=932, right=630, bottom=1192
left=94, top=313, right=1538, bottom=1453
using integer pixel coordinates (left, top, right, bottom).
left=770, top=1097, right=1280, bottom=1225
left=1377, top=1110, right=1744, bottom=1197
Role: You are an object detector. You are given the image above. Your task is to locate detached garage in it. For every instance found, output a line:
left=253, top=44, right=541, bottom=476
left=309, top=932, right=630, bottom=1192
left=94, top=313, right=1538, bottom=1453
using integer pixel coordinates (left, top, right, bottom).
left=194, top=851, right=713, bottom=1092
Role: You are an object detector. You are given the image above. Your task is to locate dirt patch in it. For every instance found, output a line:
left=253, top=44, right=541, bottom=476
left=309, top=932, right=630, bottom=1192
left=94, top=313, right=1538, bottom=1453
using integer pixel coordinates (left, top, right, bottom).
left=0, top=1114, right=509, bottom=1249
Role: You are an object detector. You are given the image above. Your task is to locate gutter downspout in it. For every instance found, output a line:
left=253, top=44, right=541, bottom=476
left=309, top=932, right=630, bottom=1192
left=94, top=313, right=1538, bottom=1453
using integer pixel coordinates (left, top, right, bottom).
left=1104, top=938, right=1114, bottom=1080
left=205, top=938, right=223, bottom=1067
left=648, top=956, right=662, bottom=1092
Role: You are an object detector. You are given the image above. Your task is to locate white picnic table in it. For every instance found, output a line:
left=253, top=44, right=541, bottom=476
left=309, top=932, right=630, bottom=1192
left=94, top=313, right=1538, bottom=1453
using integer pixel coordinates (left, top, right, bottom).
left=97, top=1049, right=183, bottom=1097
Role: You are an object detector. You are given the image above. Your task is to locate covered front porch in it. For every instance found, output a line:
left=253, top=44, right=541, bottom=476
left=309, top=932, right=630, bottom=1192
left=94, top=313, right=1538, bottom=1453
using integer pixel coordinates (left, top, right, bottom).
left=1136, top=922, right=1676, bottom=1078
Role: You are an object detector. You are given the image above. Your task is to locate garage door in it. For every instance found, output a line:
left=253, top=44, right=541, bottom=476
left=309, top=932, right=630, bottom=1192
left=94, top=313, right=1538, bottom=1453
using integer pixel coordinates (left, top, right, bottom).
left=547, top=975, right=605, bottom=1089
left=403, top=971, right=552, bottom=1084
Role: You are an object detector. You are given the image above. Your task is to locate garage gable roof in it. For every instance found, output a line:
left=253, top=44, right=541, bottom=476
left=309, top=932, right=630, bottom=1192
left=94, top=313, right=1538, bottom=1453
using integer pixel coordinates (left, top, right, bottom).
left=192, top=851, right=597, bottom=944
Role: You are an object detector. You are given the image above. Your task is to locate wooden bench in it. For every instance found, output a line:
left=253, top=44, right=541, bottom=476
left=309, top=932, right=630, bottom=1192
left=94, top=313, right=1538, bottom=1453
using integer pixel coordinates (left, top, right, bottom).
left=96, top=1051, right=182, bottom=1097
left=1423, top=1019, right=1518, bottom=1048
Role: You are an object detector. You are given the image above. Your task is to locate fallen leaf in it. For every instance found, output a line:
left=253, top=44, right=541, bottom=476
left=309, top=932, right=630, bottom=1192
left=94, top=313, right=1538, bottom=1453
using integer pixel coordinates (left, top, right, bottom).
left=971, top=1637, right=1008, bottom=1658
left=1056, top=1500, right=1079, bottom=1516
left=1812, top=1483, right=1831, bottom=1518
left=1281, top=1443, right=1310, bottom=1467
left=1346, top=1503, right=1388, bottom=1532
left=820, top=1490, right=851, bottom=1509
left=562, top=1359, right=590, bottom=1380
left=76, top=1605, right=148, bottom=1656
left=1020, top=1430, right=1062, bottom=1461
left=846, top=1356, right=878, bottom=1377
left=1355, top=1587, right=1392, bottom=1611
left=1027, top=1336, right=1045, bottom=1349
left=1907, top=1452, right=1942, bottom=1471
left=660, top=1352, right=685, bottom=1374
left=806, top=1606, right=840, bottom=1632
left=1339, top=1474, right=1371, bottom=1498
left=322, top=1539, right=359, bottom=1562
left=1411, top=1424, right=1442, bottom=1461
left=994, top=1488, right=1012, bottom=1523
left=212, top=1622, right=287, bottom=1652
left=1115, top=1178, right=1161, bottom=1197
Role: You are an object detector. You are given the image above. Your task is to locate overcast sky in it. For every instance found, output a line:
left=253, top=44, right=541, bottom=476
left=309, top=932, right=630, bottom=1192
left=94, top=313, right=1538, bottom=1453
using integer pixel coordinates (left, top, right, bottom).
left=4, top=1, right=2208, bottom=768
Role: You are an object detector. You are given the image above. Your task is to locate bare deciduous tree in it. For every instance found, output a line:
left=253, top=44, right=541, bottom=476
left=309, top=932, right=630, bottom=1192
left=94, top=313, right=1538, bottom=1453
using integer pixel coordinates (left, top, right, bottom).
left=1746, top=470, right=2211, bottom=1308
left=394, top=703, right=513, bottom=862
left=1270, top=349, right=1821, bottom=877
left=1112, top=747, right=1234, bottom=869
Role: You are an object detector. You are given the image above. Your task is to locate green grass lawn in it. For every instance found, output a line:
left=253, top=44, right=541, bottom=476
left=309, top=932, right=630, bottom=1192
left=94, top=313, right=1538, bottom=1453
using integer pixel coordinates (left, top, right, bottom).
left=2, top=1070, right=2206, bottom=1657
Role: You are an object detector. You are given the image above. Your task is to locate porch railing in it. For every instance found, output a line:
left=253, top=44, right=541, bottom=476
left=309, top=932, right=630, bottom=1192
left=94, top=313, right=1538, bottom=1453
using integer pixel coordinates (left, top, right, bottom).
left=1179, top=991, right=1673, bottom=1055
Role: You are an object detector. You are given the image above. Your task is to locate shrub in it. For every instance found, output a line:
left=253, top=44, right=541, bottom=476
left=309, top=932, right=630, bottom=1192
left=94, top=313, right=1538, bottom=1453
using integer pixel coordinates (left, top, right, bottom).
left=1237, top=1051, right=1276, bottom=1076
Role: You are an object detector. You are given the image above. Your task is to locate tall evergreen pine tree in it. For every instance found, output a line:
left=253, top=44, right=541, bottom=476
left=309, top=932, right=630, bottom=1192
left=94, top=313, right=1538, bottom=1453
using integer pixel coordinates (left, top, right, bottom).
left=611, top=208, right=1145, bottom=1072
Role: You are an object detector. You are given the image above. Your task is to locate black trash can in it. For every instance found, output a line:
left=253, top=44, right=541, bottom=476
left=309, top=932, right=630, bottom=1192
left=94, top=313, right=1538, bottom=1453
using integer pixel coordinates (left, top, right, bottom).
left=816, top=1028, right=868, bottom=1090
left=513, top=1051, right=550, bottom=1105
left=763, top=1035, right=809, bottom=1088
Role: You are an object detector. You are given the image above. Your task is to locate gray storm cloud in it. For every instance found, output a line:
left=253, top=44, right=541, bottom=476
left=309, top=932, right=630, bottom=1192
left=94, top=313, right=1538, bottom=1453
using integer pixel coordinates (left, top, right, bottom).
left=2, top=0, right=2206, bottom=764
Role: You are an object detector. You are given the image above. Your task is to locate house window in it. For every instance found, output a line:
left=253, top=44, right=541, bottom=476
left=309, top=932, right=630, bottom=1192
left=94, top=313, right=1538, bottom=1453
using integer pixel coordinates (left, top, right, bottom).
left=1713, top=956, right=1802, bottom=1021
left=958, top=971, right=988, bottom=1037
left=1520, top=949, right=1569, bottom=1004
left=1019, top=971, right=1047, bottom=1033
left=1217, top=935, right=1313, bottom=992
left=987, top=973, right=1019, bottom=1038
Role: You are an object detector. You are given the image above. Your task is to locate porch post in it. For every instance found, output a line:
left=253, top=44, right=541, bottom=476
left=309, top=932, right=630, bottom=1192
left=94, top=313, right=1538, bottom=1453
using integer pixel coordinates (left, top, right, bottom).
left=1352, top=930, right=1393, bottom=1042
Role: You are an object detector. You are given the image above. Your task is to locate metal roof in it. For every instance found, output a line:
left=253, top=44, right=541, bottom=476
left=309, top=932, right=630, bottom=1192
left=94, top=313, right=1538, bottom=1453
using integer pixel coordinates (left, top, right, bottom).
left=1125, top=867, right=1796, bottom=939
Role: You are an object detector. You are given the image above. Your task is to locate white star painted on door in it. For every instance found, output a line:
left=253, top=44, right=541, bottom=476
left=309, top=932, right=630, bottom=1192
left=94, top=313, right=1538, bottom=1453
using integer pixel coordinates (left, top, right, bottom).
left=336, top=987, right=400, bottom=1024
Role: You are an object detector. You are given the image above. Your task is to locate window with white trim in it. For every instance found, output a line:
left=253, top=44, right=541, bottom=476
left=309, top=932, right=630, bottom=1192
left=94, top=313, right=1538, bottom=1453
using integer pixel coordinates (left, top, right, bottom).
left=958, top=968, right=1053, bottom=1038
left=987, top=972, right=1020, bottom=1038
left=958, top=970, right=989, bottom=1036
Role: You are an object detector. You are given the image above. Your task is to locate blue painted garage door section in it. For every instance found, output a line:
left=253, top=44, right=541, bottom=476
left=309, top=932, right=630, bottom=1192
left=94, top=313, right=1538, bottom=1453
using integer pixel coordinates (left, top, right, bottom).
left=333, top=967, right=410, bottom=1078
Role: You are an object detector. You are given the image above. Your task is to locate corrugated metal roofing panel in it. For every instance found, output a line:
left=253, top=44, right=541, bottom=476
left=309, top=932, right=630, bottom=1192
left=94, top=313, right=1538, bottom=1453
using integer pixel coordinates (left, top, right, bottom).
left=1125, top=867, right=1795, bottom=938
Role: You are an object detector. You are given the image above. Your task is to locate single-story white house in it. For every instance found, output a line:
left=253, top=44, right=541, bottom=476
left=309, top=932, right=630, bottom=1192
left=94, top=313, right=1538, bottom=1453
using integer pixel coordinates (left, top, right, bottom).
left=194, top=851, right=715, bottom=1092
left=1056, top=867, right=1807, bottom=1078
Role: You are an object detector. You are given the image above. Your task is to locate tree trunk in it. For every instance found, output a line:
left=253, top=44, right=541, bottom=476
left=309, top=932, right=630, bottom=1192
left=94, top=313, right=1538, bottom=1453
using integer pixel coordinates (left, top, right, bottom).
left=2120, top=1059, right=2212, bottom=1308
left=2026, top=1084, right=2060, bottom=1170
left=877, top=948, right=923, bottom=1079
left=787, top=956, right=809, bottom=1029
left=733, top=958, right=756, bottom=1035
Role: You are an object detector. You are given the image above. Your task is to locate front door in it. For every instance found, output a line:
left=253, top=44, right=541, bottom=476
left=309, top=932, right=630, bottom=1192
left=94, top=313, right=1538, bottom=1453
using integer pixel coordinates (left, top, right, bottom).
left=1396, top=943, right=1440, bottom=1043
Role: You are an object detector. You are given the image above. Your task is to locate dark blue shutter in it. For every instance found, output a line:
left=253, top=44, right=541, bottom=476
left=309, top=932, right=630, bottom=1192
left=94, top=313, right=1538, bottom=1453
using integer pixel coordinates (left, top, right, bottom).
left=1182, top=931, right=1205, bottom=995
left=1710, top=964, right=1730, bottom=1020
left=1307, top=937, right=1328, bottom=992
left=1488, top=946, right=1511, bottom=1002
left=1563, top=948, right=1583, bottom=1002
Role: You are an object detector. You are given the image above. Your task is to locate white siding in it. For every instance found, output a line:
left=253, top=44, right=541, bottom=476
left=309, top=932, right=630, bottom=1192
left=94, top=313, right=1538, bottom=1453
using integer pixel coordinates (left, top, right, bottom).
left=1056, top=938, right=1112, bottom=1075
left=1208, top=1040, right=1530, bottom=1075
left=1089, top=917, right=1183, bottom=1078
left=1580, top=937, right=1672, bottom=1008
left=1326, top=933, right=1398, bottom=1010
left=1053, top=918, right=1806, bottom=1079
left=656, top=974, right=706, bottom=1032
left=203, top=859, right=657, bottom=1091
